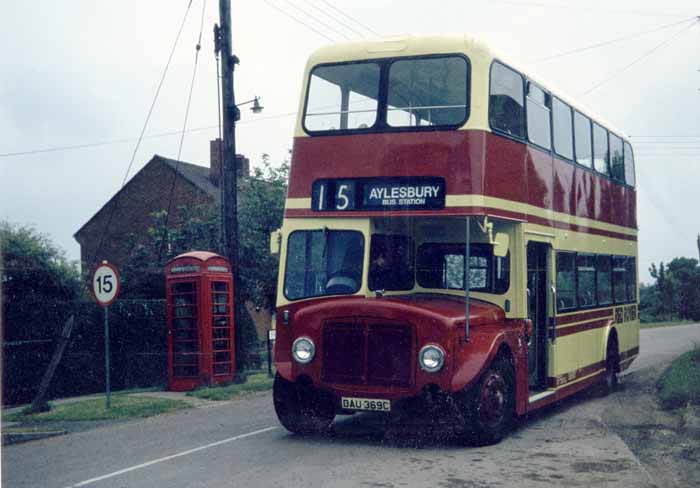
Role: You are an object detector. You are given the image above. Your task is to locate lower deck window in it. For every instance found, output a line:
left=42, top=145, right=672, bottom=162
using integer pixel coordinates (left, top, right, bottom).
left=284, top=230, right=364, bottom=300
left=368, top=235, right=414, bottom=291
left=416, top=243, right=509, bottom=294
left=556, top=251, right=636, bottom=312
left=556, top=253, right=577, bottom=310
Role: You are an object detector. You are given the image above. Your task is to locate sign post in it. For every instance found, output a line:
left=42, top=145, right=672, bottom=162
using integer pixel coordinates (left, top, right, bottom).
left=92, top=261, right=120, bottom=409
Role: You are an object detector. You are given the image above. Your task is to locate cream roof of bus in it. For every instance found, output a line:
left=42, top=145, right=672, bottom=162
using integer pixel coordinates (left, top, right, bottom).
left=297, top=34, right=629, bottom=141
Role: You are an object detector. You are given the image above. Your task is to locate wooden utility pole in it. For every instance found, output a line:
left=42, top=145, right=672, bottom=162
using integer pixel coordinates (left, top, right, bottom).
left=217, top=0, right=244, bottom=379
left=697, top=234, right=699, bottom=262
left=30, top=316, right=75, bottom=413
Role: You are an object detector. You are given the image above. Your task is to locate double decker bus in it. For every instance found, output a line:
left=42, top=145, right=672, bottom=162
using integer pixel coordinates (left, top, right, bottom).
left=271, top=34, right=639, bottom=444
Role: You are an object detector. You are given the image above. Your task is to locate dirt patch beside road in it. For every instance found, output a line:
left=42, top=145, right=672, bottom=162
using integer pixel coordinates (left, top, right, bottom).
left=604, top=366, right=700, bottom=488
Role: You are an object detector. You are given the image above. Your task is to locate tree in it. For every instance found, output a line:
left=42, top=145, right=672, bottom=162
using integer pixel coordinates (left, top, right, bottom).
left=648, top=257, right=700, bottom=322
left=119, top=156, right=288, bottom=308
left=665, top=257, right=700, bottom=321
left=119, top=203, right=222, bottom=299
left=237, top=158, right=288, bottom=307
left=1, top=221, right=82, bottom=340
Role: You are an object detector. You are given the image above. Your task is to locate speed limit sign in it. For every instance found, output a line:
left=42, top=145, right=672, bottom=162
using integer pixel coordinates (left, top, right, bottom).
left=92, top=262, right=120, bottom=307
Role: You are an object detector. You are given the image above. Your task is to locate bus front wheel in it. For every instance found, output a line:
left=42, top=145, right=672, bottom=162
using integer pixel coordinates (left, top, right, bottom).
left=460, top=354, right=515, bottom=445
left=273, top=373, right=335, bottom=435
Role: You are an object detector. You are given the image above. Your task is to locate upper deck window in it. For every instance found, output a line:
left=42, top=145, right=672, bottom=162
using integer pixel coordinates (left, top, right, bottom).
left=552, top=97, right=573, bottom=160
left=610, top=133, right=625, bottom=182
left=489, top=62, right=525, bottom=139
left=526, top=83, right=551, bottom=150
left=303, top=55, right=469, bottom=134
left=387, top=56, right=468, bottom=128
left=574, top=111, right=593, bottom=168
left=593, top=122, right=609, bottom=175
left=624, top=141, right=635, bottom=187
left=304, top=62, right=380, bottom=132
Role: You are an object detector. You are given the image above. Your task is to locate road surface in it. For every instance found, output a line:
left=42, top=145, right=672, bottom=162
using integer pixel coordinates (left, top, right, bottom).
left=3, top=324, right=699, bottom=488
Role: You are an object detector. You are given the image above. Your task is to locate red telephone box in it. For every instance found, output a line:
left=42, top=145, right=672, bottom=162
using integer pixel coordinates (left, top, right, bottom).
left=165, top=251, right=235, bottom=391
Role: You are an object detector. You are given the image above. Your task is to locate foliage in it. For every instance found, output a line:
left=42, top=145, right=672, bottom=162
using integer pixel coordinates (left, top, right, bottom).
left=187, top=373, right=273, bottom=401
left=1, top=222, right=84, bottom=404
left=1, top=221, right=82, bottom=307
left=657, top=346, right=700, bottom=409
left=6, top=395, right=189, bottom=422
left=645, top=257, right=700, bottom=322
left=119, top=203, right=222, bottom=299
left=119, top=155, right=288, bottom=309
left=237, top=156, right=289, bottom=307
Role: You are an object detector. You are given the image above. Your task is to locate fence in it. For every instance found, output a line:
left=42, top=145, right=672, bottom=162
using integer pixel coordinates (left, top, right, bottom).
left=2, top=299, right=167, bottom=406
left=2, top=298, right=269, bottom=406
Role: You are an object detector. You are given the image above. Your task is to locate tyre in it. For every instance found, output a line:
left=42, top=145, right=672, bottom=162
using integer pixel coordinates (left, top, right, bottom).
left=273, top=373, right=335, bottom=435
left=598, top=339, right=620, bottom=396
left=459, top=354, right=515, bottom=445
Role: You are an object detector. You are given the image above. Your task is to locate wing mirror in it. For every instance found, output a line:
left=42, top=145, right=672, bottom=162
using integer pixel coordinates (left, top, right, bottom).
left=270, top=229, right=281, bottom=255
left=493, top=232, right=510, bottom=257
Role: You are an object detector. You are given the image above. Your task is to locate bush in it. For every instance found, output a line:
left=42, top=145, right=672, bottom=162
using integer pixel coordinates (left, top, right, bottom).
left=657, top=346, right=700, bottom=409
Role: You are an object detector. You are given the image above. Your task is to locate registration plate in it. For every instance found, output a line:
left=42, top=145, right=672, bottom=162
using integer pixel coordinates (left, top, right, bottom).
left=341, top=397, right=391, bottom=412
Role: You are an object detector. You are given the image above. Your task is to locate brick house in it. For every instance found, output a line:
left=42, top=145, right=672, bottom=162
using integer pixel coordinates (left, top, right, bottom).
left=73, top=140, right=271, bottom=340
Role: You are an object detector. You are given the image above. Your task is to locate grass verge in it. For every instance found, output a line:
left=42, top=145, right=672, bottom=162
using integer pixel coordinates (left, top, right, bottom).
left=640, top=320, right=695, bottom=330
left=657, top=346, right=700, bottom=409
left=4, top=395, right=189, bottom=423
left=187, top=373, right=273, bottom=401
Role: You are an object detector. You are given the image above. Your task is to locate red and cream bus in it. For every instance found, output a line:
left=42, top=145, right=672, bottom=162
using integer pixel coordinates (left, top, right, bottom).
left=271, top=34, right=639, bottom=444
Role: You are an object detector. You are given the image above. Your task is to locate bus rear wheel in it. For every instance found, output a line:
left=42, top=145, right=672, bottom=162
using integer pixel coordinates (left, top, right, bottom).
left=273, top=373, right=335, bottom=435
left=598, top=339, right=620, bottom=396
left=460, top=354, right=515, bottom=445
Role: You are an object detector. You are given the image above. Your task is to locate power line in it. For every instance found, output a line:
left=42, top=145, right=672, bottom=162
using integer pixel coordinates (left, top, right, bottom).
left=484, top=0, right=694, bottom=18
left=532, top=17, right=697, bottom=63
left=160, top=0, right=209, bottom=262
left=262, top=0, right=336, bottom=42
left=89, top=0, right=195, bottom=266
left=631, top=135, right=700, bottom=138
left=0, top=109, right=304, bottom=160
left=582, top=19, right=699, bottom=96
left=283, top=0, right=352, bottom=41
left=318, top=0, right=379, bottom=36
left=299, top=0, right=364, bottom=39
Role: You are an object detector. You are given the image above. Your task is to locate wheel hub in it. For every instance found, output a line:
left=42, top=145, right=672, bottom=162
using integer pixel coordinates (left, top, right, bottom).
left=478, top=372, right=507, bottom=426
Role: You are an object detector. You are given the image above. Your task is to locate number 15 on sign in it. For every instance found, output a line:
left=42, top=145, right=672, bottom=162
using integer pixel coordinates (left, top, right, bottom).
left=93, top=262, right=120, bottom=306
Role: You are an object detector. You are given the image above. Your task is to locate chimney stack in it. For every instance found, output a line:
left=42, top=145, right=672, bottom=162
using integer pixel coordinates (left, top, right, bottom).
left=236, top=154, right=250, bottom=178
left=210, top=138, right=250, bottom=185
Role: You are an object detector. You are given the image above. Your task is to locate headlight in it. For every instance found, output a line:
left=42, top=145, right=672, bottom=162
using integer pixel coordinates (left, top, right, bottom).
left=292, top=337, right=315, bottom=364
left=419, top=344, right=445, bottom=373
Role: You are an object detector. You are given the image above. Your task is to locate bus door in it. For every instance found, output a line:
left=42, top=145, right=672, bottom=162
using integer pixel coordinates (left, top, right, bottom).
left=527, top=242, right=550, bottom=390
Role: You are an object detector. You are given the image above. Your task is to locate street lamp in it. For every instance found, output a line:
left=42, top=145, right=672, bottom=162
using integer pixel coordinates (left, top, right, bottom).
left=236, top=96, right=264, bottom=114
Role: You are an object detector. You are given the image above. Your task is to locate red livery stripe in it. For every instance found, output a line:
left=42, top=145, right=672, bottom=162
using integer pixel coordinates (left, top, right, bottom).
left=556, top=308, right=614, bottom=326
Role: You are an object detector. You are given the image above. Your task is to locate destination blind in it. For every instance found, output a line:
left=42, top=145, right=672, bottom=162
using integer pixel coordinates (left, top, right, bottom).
left=311, top=177, right=446, bottom=211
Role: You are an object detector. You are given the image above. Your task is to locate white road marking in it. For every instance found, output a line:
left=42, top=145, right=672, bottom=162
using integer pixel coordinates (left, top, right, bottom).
left=65, top=426, right=278, bottom=487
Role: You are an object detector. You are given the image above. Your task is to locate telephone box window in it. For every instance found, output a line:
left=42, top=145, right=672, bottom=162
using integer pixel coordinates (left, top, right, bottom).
left=211, top=281, right=232, bottom=376
left=170, top=282, right=199, bottom=378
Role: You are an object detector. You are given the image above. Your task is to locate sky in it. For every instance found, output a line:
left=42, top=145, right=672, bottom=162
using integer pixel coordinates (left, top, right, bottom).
left=1, top=0, right=699, bottom=283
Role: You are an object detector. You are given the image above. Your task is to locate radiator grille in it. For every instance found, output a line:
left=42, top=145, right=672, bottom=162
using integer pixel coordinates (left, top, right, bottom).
left=322, top=320, right=413, bottom=387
